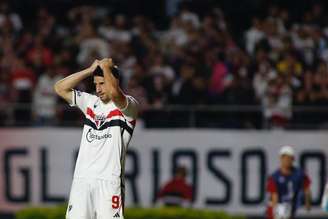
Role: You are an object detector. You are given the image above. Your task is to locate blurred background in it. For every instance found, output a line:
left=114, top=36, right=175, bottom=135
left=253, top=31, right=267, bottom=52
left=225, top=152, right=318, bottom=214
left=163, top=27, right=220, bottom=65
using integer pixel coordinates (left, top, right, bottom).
left=0, top=0, right=328, bottom=218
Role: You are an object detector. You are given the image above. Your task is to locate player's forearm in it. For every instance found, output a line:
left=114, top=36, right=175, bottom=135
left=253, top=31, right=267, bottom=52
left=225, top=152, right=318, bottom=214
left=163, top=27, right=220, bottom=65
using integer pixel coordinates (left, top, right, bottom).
left=271, top=193, right=278, bottom=208
left=54, top=67, right=92, bottom=94
left=304, top=189, right=312, bottom=210
left=103, top=67, right=127, bottom=109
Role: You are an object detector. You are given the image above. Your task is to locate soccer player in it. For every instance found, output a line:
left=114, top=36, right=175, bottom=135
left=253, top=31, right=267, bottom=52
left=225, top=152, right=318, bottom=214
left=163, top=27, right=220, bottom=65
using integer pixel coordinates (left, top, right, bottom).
left=266, top=145, right=311, bottom=219
left=54, top=58, right=138, bottom=219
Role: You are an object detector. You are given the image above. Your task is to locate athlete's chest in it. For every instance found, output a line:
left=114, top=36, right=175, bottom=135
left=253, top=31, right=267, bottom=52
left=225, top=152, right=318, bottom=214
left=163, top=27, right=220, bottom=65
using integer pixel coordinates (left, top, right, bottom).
left=276, top=174, right=302, bottom=191
left=86, top=101, right=120, bottom=129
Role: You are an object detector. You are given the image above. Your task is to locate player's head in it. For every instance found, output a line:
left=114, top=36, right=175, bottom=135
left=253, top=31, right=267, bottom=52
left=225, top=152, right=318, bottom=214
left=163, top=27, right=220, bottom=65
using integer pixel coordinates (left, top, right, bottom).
left=93, top=65, right=120, bottom=103
left=174, top=166, right=187, bottom=178
left=279, top=145, right=295, bottom=169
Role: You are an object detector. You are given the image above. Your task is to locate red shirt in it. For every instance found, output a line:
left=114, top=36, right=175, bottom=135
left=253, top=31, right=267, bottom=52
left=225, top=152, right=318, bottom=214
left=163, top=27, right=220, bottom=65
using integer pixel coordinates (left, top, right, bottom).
left=10, top=67, right=36, bottom=90
left=157, top=177, right=193, bottom=201
left=26, top=47, right=54, bottom=66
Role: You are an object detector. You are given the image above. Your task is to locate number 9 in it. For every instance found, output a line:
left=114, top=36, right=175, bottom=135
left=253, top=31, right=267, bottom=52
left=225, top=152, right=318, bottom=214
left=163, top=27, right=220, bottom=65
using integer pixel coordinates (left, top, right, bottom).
left=112, top=195, right=120, bottom=209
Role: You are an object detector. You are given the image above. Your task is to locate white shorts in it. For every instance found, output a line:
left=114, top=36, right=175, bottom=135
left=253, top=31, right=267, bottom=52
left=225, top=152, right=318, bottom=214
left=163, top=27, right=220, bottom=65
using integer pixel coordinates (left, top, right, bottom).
left=66, top=178, right=124, bottom=219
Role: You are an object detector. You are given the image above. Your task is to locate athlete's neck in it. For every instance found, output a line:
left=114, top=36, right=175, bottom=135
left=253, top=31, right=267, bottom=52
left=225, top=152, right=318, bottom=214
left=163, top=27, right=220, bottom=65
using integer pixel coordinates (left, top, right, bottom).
left=280, top=166, right=292, bottom=175
left=100, top=98, right=111, bottom=104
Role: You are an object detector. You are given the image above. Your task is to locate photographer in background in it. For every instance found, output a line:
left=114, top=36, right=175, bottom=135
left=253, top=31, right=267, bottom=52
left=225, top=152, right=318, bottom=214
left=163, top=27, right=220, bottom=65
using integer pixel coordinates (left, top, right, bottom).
left=266, top=145, right=311, bottom=219
left=156, top=166, right=193, bottom=207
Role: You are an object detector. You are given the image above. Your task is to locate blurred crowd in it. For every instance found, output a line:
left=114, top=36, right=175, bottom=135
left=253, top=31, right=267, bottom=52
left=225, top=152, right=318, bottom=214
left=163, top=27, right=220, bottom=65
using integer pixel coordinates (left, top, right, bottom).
left=1, top=1, right=328, bottom=128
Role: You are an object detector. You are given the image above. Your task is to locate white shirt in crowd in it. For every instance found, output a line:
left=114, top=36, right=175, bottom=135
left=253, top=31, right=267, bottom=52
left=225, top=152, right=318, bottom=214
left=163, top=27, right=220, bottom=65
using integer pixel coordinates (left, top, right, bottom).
left=33, top=73, right=62, bottom=118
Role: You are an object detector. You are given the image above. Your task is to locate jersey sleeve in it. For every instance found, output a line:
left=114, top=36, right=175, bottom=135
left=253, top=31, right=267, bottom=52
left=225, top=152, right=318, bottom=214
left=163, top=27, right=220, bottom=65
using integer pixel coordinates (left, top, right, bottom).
left=115, top=95, right=138, bottom=121
left=267, top=176, right=277, bottom=193
left=70, top=89, right=93, bottom=115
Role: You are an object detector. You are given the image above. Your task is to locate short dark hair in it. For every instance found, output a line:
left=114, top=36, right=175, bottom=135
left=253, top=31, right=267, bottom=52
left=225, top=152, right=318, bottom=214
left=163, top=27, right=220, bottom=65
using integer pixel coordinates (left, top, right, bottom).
left=93, top=66, right=103, bottom=77
left=93, top=65, right=121, bottom=79
left=175, top=166, right=187, bottom=177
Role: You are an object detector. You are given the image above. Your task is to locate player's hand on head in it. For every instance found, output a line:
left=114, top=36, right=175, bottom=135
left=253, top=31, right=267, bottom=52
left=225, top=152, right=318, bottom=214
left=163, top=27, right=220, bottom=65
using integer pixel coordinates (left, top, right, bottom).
left=99, top=58, right=114, bottom=70
left=89, top=59, right=100, bottom=72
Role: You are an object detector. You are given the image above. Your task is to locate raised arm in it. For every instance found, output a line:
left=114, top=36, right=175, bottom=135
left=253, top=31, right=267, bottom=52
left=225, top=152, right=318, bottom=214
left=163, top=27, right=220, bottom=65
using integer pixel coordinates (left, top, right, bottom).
left=99, top=58, right=127, bottom=109
left=54, top=60, right=98, bottom=104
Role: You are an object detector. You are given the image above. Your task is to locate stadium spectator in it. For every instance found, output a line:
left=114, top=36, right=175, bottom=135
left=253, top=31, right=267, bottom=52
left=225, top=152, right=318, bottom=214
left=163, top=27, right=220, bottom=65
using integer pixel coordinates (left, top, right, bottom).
left=208, top=52, right=229, bottom=101
left=75, top=13, right=110, bottom=67
left=2, top=1, right=328, bottom=127
left=10, top=57, right=36, bottom=125
left=262, top=75, right=292, bottom=129
left=171, top=62, right=196, bottom=104
left=33, top=68, right=62, bottom=126
left=179, top=4, right=200, bottom=30
left=295, top=69, right=315, bottom=105
left=157, top=166, right=193, bottom=207
left=245, top=18, right=265, bottom=55
left=0, top=71, right=10, bottom=125
left=253, top=61, right=277, bottom=102
left=0, top=2, right=22, bottom=33
left=26, top=35, right=54, bottom=76
left=99, top=14, right=132, bottom=43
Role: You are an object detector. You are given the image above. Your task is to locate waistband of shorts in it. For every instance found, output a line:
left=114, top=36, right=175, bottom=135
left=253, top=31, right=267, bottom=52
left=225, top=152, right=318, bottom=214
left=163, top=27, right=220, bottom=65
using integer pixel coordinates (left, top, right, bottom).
left=73, top=176, right=121, bottom=182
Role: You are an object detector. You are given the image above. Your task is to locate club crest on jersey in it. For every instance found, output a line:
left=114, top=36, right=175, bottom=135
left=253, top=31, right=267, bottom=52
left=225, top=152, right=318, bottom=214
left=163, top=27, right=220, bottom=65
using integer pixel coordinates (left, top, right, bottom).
left=95, top=114, right=106, bottom=128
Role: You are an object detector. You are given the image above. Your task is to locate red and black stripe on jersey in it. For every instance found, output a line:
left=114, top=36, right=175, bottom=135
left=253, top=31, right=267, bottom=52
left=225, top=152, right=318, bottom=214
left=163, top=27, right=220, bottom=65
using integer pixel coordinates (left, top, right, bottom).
left=83, top=107, right=135, bottom=136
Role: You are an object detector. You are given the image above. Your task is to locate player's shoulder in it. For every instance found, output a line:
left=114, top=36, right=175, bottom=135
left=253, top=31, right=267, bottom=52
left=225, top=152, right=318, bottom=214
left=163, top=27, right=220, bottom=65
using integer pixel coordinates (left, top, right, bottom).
left=291, top=167, right=306, bottom=177
left=75, top=90, right=99, bottom=105
left=75, top=90, right=97, bottom=99
left=270, top=169, right=281, bottom=179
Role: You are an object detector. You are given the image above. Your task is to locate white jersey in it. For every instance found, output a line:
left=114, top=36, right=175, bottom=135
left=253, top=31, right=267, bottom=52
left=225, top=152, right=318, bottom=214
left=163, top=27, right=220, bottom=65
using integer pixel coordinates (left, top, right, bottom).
left=70, top=90, right=138, bottom=181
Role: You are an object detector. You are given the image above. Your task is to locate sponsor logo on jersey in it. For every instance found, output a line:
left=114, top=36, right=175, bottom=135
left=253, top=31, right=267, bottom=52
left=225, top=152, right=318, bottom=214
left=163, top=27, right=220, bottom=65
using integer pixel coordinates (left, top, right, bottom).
left=86, top=128, right=112, bottom=143
left=113, top=212, right=120, bottom=218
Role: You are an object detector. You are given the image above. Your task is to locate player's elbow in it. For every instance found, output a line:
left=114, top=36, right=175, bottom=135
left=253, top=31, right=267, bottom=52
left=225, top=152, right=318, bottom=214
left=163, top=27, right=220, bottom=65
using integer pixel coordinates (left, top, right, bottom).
left=54, top=81, right=68, bottom=97
left=54, top=81, right=62, bottom=96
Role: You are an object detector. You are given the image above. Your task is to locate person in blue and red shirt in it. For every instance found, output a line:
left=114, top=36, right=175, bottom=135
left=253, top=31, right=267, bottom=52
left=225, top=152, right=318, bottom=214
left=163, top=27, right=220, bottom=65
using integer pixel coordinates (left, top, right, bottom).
left=266, top=145, right=311, bottom=219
